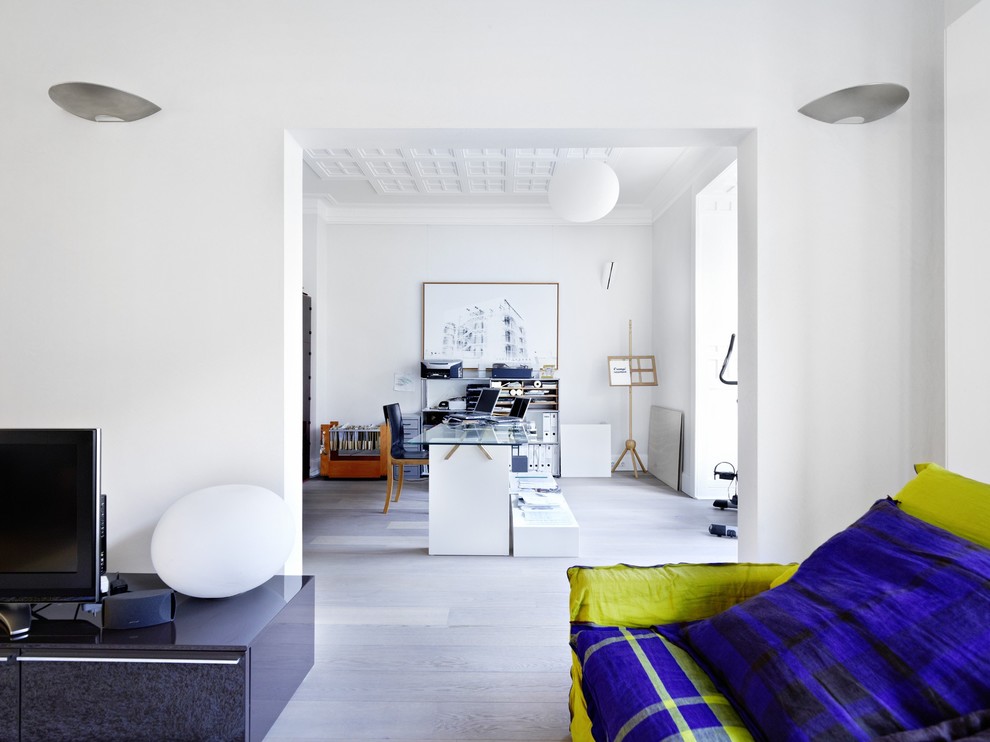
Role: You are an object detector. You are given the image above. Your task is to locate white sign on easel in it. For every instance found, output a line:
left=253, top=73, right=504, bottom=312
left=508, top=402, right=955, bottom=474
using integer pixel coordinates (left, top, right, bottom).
left=608, top=357, right=630, bottom=386
left=607, top=320, right=658, bottom=478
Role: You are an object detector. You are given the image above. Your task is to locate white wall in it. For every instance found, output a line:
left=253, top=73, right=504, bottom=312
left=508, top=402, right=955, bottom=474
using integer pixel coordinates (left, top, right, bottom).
left=282, top=133, right=304, bottom=571
left=694, top=182, right=738, bottom=501
left=651, top=187, right=695, bottom=488
left=652, top=150, right=739, bottom=498
left=946, top=0, right=990, bottom=480
left=0, top=0, right=945, bottom=570
left=314, top=223, right=653, bottom=465
left=740, top=4, right=945, bottom=561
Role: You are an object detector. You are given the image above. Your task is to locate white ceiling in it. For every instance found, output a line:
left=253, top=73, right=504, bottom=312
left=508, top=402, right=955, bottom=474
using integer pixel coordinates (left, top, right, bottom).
left=297, top=130, right=740, bottom=223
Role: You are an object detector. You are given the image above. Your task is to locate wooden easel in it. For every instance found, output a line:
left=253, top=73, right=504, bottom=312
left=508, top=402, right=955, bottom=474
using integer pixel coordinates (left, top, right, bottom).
left=608, top=320, right=658, bottom=478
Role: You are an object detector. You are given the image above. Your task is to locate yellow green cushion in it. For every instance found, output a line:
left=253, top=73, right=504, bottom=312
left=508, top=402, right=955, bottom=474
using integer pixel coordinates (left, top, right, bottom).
left=568, top=563, right=791, bottom=628
left=769, top=563, right=800, bottom=589
left=893, top=463, right=990, bottom=550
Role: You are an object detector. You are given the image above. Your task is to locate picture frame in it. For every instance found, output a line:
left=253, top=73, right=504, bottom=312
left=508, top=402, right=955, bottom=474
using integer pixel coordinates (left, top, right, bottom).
left=423, top=282, right=559, bottom=371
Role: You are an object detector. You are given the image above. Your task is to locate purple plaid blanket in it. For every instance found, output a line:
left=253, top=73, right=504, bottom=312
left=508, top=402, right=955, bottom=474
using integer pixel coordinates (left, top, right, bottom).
left=573, top=626, right=754, bottom=741
left=658, top=499, right=990, bottom=741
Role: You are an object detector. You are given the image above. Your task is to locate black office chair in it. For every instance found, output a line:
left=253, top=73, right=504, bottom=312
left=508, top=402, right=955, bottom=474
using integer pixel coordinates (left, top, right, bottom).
left=382, top=403, right=428, bottom=514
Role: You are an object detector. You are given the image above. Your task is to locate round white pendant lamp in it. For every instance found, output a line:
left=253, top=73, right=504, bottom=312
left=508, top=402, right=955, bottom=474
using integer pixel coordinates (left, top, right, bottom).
left=798, top=83, right=909, bottom=125
left=48, top=82, right=161, bottom=123
left=548, top=160, right=620, bottom=223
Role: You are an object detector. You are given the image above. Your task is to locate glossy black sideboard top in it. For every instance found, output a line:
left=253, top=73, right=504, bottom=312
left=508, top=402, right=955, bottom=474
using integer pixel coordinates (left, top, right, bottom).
left=1, top=573, right=315, bottom=649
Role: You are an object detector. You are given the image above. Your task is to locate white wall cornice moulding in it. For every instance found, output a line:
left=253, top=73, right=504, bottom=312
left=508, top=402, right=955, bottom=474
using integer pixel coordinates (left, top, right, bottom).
left=303, top=197, right=323, bottom=216
left=316, top=202, right=653, bottom=226
left=648, top=147, right=739, bottom=222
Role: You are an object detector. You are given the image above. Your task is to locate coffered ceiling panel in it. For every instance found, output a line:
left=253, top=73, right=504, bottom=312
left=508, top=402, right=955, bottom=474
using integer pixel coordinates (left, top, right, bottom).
left=304, top=146, right=623, bottom=202
left=297, top=132, right=739, bottom=222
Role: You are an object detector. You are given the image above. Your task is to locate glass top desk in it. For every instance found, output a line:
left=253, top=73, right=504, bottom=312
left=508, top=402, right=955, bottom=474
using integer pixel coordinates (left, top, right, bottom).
left=408, top=421, right=529, bottom=555
left=410, top=420, right=529, bottom=455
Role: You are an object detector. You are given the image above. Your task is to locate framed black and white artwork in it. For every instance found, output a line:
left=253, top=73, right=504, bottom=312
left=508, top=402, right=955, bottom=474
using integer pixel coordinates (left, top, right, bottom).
left=422, top=282, right=559, bottom=371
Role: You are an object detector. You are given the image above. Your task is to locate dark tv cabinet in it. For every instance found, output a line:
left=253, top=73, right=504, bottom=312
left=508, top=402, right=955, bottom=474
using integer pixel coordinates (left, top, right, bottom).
left=0, top=573, right=314, bottom=742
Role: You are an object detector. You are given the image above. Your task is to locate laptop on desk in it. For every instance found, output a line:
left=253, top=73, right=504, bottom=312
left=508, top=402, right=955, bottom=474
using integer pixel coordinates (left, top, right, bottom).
left=472, top=387, right=501, bottom=415
left=442, top=387, right=502, bottom=427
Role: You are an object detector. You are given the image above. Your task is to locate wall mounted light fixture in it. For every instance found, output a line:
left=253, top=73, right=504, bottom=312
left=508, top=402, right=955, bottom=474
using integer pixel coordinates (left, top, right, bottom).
left=602, top=261, right=616, bottom=290
left=798, top=83, right=909, bottom=124
left=48, top=82, right=161, bottom=122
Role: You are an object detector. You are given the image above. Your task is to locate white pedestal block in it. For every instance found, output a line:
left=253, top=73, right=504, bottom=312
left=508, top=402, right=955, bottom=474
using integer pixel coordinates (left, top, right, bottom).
left=560, top=424, right=612, bottom=477
left=428, top=443, right=511, bottom=555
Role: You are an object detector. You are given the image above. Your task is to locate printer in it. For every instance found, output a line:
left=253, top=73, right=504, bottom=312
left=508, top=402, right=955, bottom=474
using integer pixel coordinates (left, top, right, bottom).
left=421, top=359, right=463, bottom=379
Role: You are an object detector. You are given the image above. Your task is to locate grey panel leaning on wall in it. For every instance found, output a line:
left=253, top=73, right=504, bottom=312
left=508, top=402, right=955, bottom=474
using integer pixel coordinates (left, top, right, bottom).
left=648, top=406, right=683, bottom=491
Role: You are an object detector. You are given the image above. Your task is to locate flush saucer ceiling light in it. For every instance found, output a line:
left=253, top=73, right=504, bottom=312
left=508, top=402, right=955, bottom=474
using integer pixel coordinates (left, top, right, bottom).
left=548, top=159, right=620, bottom=222
left=48, top=82, right=161, bottom=122
left=798, top=83, right=909, bottom=124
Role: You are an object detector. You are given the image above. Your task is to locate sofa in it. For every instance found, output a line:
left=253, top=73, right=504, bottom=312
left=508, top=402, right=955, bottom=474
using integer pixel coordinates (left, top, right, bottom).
left=568, top=463, right=990, bottom=741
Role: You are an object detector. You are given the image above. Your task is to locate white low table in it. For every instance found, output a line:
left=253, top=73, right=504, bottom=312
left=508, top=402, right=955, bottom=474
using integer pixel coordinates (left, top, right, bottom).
left=510, top=473, right=579, bottom=557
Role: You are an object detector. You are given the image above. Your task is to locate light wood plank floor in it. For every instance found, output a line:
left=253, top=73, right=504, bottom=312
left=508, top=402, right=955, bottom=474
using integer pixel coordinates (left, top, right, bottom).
left=265, top=473, right=739, bottom=741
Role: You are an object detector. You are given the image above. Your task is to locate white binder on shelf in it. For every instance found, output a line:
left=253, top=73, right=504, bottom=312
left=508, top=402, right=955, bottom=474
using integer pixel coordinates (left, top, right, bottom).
left=542, top=412, right=557, bottom=443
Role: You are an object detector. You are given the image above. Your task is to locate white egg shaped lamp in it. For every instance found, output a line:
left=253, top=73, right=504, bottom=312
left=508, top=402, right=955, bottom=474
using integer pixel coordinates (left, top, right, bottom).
left=548, top=160, right=620, bottom=223
left=151, top=484, right=295, bottom=598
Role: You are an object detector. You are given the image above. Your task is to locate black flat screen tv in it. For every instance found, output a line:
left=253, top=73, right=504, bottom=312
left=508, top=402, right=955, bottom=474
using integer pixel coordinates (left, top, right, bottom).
left=0, top=428, right=103, bottom=638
